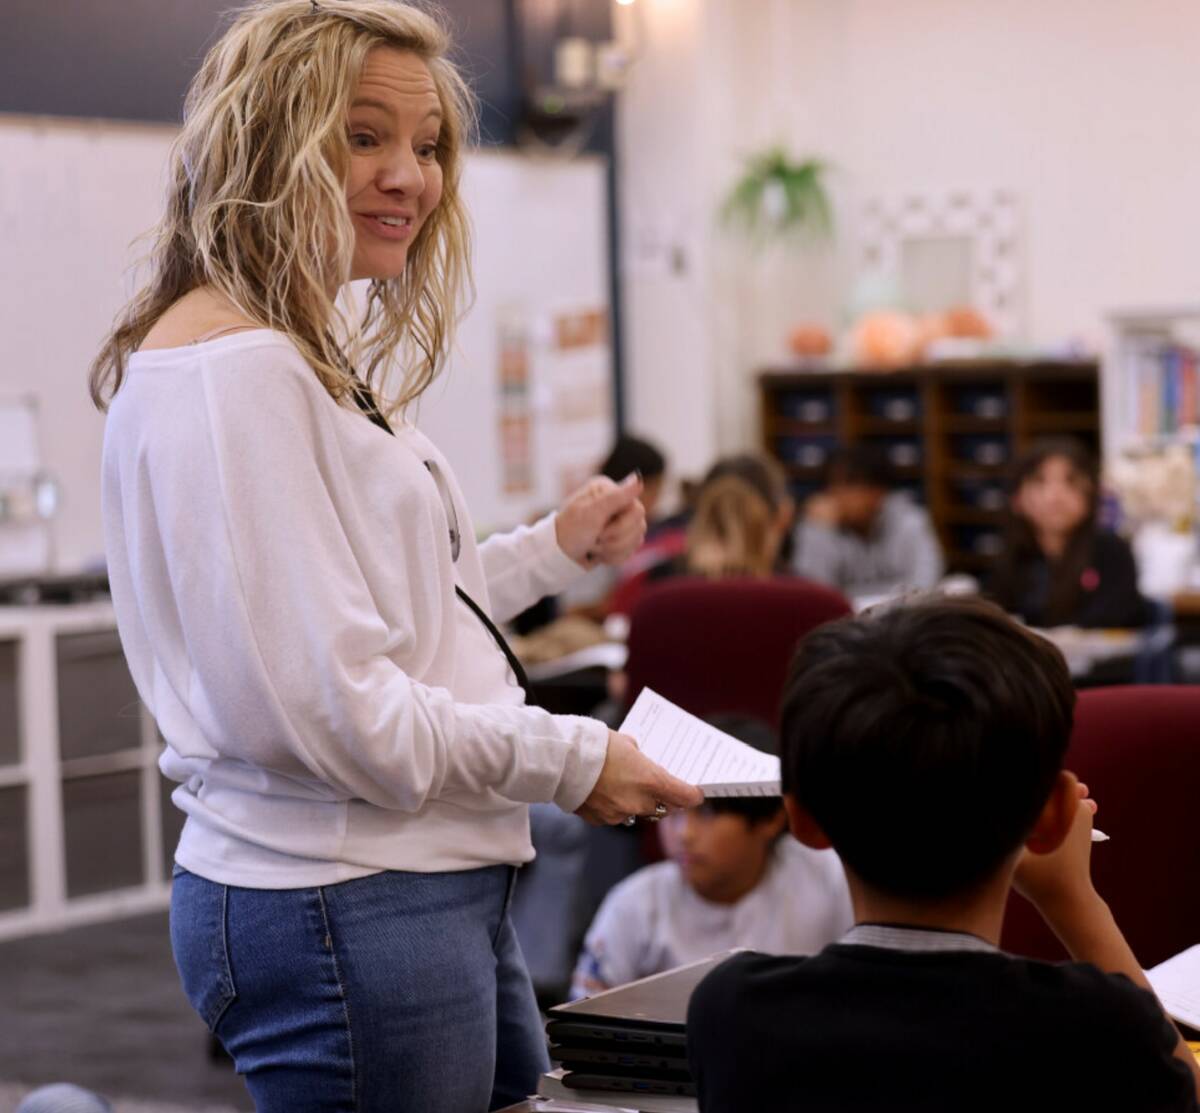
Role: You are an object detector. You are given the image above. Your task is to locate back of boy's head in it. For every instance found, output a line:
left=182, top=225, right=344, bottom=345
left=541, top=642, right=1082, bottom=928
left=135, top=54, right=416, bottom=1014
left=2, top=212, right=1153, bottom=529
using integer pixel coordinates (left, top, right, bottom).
left=822, top=445, right=894, bottom=491
left=780, top=596, right=1075, bottom=900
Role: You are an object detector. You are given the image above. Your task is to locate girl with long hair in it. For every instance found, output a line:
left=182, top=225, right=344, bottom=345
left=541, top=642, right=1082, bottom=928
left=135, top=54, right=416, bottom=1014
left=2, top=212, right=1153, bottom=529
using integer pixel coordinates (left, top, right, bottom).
left=989, top=439, right=1149, bottom=629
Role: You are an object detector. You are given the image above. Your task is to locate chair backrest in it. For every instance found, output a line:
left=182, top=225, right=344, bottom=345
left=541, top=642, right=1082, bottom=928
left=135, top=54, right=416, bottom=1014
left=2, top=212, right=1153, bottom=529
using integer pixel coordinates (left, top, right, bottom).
left=607, top=528, right=689, bottom=618
left=1001, top=685, right=1200, bottom=969
left=622, top=576, right=852, bottom=728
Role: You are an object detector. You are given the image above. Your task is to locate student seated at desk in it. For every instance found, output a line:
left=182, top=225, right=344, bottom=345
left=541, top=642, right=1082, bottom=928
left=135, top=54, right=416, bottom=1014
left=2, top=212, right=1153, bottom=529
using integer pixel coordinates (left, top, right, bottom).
left=792, top=446, right=943, bottom=598
left=989, top=438, right=1152, bottom=628
left=687, top=597, right=1200, bottom=1112
left=570, top=718, right=852, bottom=1000
left=643, top=456, right=795, bottom=585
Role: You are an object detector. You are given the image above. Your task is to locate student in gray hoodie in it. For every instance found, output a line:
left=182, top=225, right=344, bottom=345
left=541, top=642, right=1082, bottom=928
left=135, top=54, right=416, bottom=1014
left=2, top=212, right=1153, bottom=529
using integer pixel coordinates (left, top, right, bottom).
left=793, top=446, right=944, bottom=598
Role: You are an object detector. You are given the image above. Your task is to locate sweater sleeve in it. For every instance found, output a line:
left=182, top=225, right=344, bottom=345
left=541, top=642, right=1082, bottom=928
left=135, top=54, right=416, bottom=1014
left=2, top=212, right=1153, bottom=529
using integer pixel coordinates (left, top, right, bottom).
left=791, top=521, right=845, bottom=588
left=569, top=872, right=655, bottom=999
left=477, top=514, right=585, bottom=624
left=160, top=356, right=607, bottom=814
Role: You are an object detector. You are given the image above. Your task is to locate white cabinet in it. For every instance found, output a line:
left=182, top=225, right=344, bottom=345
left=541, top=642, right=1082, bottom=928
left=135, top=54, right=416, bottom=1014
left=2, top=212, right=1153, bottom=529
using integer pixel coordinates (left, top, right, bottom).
left=0, top=603, right=178, bottom=940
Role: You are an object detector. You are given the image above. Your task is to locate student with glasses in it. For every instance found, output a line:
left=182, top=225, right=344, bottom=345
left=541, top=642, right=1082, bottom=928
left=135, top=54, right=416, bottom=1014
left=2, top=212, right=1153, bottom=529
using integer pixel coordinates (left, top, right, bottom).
left=89, top=3, right=701, bottom=1110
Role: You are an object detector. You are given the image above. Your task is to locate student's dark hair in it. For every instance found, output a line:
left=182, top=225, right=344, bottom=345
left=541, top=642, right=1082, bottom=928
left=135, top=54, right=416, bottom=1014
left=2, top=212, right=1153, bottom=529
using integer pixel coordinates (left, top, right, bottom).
left=600, top=435, right=666, bottom=483
left=990, top=438, right=1099, bottom=625
left=822, top=445, right=895, bottom=491
left=780, top=596, right=1075, bottom=899
left=704, top=715, right=786, bottom=826
left=701, top=454, right=788, bottom=513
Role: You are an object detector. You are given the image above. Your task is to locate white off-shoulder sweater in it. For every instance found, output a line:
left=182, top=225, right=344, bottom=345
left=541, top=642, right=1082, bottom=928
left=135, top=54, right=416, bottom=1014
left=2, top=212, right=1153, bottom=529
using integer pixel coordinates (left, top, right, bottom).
left=102, top=330, right=609, bottom=887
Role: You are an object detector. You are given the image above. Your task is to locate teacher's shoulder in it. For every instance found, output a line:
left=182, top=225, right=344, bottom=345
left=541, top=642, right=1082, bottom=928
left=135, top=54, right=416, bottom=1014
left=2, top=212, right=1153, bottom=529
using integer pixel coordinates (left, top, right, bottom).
left=205, top=332, right=342, bottom=429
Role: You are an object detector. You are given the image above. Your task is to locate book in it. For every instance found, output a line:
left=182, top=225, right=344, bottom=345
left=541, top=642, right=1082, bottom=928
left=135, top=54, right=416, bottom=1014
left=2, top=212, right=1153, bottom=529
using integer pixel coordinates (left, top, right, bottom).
left=1147, top=943, right=1200, bottom=1030
left=619, top=689, right=781, bottom=797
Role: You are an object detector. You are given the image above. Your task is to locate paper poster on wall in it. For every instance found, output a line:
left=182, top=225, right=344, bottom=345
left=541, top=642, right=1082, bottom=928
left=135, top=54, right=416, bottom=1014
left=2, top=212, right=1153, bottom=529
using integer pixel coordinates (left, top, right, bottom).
left=540, top=305, right=614, bottom=499
left=497, top=312, right=534, bottom=495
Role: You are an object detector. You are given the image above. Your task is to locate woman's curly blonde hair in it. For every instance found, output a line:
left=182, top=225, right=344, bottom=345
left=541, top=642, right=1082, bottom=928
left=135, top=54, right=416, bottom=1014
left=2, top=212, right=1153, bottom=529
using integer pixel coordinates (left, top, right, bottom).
left=90, top=0, right=475, bottom=416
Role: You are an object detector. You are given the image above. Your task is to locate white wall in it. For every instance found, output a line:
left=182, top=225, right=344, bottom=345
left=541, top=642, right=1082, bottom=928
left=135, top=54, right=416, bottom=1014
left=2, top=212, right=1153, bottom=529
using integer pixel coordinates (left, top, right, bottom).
left=0, top=116, right=175, bottom=573
left=616, top=0, right=1200, bottom=464
left=0, top=116, right=611, bottom=571
left=814, top=0, right=1200, bottom=347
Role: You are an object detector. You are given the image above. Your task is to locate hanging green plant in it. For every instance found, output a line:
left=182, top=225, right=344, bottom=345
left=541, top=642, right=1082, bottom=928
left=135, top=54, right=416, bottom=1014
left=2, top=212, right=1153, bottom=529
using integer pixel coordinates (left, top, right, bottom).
left=720, top=148, right=833, bottom=246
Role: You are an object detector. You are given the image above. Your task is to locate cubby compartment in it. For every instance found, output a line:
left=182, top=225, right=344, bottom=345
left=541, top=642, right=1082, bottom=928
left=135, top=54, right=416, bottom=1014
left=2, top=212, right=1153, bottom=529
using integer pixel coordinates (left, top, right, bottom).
left=860, top=385, right=921, bottom=424
left=951, top=476, right=1008, bottom=512
left=775, top=434, right=838, bottom=470
left=945, top=381, right=1008, bottom=419
left=951, top=434, right=1010, bottom=468
left=775, top=388, right=836, bottom=426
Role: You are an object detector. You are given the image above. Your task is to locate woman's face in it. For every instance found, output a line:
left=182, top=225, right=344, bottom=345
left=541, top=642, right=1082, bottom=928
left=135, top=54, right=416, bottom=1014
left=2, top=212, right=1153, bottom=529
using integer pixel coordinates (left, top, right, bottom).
left=1013, top=454, right=1092, bottom=538
left=345, top=47, right=444, bottom=282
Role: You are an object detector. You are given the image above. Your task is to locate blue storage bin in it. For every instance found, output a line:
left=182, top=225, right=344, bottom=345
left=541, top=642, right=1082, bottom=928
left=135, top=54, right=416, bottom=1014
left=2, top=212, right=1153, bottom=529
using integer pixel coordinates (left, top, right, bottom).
left=866, top=436, right=922, bottom=470
left=863, top=388, right=921, bottom=423
left=775, top=435, right=838, bottom=469
left=954, top=525, right=1003, bottom=557
left=953, top=478, right=1007, bottom=511
left=953, top=435, right=1009, bottom=467
left=777, top=390, right=836, bottom=424
left=949, top=385, right=1007, bottom=419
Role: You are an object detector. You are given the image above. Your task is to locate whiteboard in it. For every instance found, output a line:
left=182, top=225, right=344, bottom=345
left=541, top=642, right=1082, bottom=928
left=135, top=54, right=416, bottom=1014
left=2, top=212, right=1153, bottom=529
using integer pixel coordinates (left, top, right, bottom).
left=410, top=149, right=614, bottom=533
left=0, top=115, right=612, bottom=568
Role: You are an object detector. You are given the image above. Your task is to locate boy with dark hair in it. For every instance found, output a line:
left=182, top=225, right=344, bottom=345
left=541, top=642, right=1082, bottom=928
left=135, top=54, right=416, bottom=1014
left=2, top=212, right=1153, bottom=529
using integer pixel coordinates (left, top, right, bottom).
left=687, top=597, right=1200, bottom=1112
left=793, top=444, right=943, bottom=598
left=600, top=434, right=668, bottom=524
left=570, top=717, right=851, bottom=1000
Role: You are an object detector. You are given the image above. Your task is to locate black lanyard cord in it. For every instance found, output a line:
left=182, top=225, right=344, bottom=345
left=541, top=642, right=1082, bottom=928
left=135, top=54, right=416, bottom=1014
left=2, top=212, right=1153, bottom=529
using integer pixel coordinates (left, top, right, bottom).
left=348, top=377, right=532, bottom=699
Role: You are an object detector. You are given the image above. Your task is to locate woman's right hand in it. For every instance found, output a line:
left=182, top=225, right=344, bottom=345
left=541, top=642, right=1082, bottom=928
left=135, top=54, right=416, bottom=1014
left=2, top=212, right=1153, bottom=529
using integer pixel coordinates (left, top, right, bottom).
left=576, top=731, right=705, bottom=826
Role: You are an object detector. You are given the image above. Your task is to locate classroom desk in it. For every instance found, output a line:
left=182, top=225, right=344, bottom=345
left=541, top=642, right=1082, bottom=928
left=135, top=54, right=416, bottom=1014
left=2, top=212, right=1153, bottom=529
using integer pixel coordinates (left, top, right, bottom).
left=1172, top=592, right=1200, bottom=645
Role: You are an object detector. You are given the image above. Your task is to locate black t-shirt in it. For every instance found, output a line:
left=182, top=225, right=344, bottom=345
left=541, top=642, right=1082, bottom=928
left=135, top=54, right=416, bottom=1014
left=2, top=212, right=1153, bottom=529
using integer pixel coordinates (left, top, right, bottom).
left=687, top=947, right=1198, bottom=1113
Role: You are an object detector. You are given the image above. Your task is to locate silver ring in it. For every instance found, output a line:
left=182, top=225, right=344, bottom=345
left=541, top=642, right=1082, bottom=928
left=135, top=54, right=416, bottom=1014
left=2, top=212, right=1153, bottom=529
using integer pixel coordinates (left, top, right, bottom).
left=623, top=815, right=637, bottom=827
left=648, top=802, right=668, bottom=823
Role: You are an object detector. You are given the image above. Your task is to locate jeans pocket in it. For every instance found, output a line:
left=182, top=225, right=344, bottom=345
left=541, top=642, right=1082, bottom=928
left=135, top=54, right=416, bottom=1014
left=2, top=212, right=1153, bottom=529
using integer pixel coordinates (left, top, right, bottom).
left=169, top=872, right=237, bottom=1031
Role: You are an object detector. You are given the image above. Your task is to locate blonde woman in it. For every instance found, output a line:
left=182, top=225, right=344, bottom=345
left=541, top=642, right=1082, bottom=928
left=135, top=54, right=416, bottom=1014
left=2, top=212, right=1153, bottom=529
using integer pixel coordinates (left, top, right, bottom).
left=685, top=457, right=795, bottom=579
left=91, top=2, right=700, bottom=1109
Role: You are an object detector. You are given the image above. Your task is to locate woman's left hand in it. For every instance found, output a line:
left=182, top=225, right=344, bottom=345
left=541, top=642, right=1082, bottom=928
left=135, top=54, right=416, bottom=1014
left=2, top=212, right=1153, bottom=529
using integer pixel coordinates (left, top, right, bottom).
left=556, top=474, right=647, bottom=569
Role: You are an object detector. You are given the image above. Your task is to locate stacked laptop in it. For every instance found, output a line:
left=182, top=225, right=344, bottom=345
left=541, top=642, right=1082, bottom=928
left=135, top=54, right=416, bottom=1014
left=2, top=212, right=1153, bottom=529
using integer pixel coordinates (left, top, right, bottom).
left=542, top=953, right=734, bottom=1105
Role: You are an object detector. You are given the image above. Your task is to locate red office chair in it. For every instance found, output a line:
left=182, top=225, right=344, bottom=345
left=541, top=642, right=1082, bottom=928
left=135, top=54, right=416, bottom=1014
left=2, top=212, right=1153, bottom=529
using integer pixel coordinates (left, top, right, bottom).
left=622, top=576, right=852, bottom=728
left=1001, top=686, right=1200, bottom=970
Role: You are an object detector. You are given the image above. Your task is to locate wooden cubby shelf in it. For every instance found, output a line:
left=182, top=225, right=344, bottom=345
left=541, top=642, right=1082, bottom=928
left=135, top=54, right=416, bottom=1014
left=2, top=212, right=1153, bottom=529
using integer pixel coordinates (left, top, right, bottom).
left=760, top=360, right=1101, bottom=576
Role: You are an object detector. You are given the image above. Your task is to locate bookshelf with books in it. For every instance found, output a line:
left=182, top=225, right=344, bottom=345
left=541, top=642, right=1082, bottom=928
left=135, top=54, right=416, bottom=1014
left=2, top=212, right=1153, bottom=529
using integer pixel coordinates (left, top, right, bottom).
left=1110, top=307, right=1200, bottom=448
left=760, top=361, right=1101, bottom=574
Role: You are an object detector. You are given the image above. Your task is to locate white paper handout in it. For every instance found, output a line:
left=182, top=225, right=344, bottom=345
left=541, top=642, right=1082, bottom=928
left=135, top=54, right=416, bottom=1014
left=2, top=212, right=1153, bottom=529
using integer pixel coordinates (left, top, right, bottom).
left=619, top=688, right=781, bottom=797
left=1147, top=944, right=1200, bottom=1030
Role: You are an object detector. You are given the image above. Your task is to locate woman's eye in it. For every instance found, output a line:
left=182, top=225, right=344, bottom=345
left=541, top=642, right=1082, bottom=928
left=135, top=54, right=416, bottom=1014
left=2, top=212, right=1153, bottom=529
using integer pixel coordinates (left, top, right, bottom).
left=349, top=132, right=377, bottom=150
left=417, top=142, right=439, bottom=160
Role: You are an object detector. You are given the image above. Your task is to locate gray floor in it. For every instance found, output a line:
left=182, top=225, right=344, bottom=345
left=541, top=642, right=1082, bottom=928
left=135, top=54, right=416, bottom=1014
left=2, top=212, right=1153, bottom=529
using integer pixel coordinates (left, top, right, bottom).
left=0, top=912, right=251, bottom=1111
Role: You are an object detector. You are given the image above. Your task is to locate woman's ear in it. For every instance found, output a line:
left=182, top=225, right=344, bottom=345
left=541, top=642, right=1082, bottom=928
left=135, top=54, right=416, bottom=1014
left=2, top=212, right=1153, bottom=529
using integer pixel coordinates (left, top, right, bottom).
left=784, top=794, right=833, bottom=850
left=1025, top=769, right=1078, bottom=855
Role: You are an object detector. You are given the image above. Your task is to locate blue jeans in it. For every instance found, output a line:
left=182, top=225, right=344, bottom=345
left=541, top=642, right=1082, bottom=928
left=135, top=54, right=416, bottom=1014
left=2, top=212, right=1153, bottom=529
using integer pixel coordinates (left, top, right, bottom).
left=170, top=864, right=550, bottom=1112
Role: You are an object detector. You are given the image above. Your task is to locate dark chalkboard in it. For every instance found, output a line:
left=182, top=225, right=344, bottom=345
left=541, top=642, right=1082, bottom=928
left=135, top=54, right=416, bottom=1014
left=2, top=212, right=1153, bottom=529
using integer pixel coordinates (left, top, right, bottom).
left=0, top=0, right=527, bottom=145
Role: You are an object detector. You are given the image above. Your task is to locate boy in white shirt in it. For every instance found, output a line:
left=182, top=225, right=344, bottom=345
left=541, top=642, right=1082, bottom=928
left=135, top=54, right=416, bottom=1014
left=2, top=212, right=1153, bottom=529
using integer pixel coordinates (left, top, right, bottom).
left=570, top=718, right=852, bottom=998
